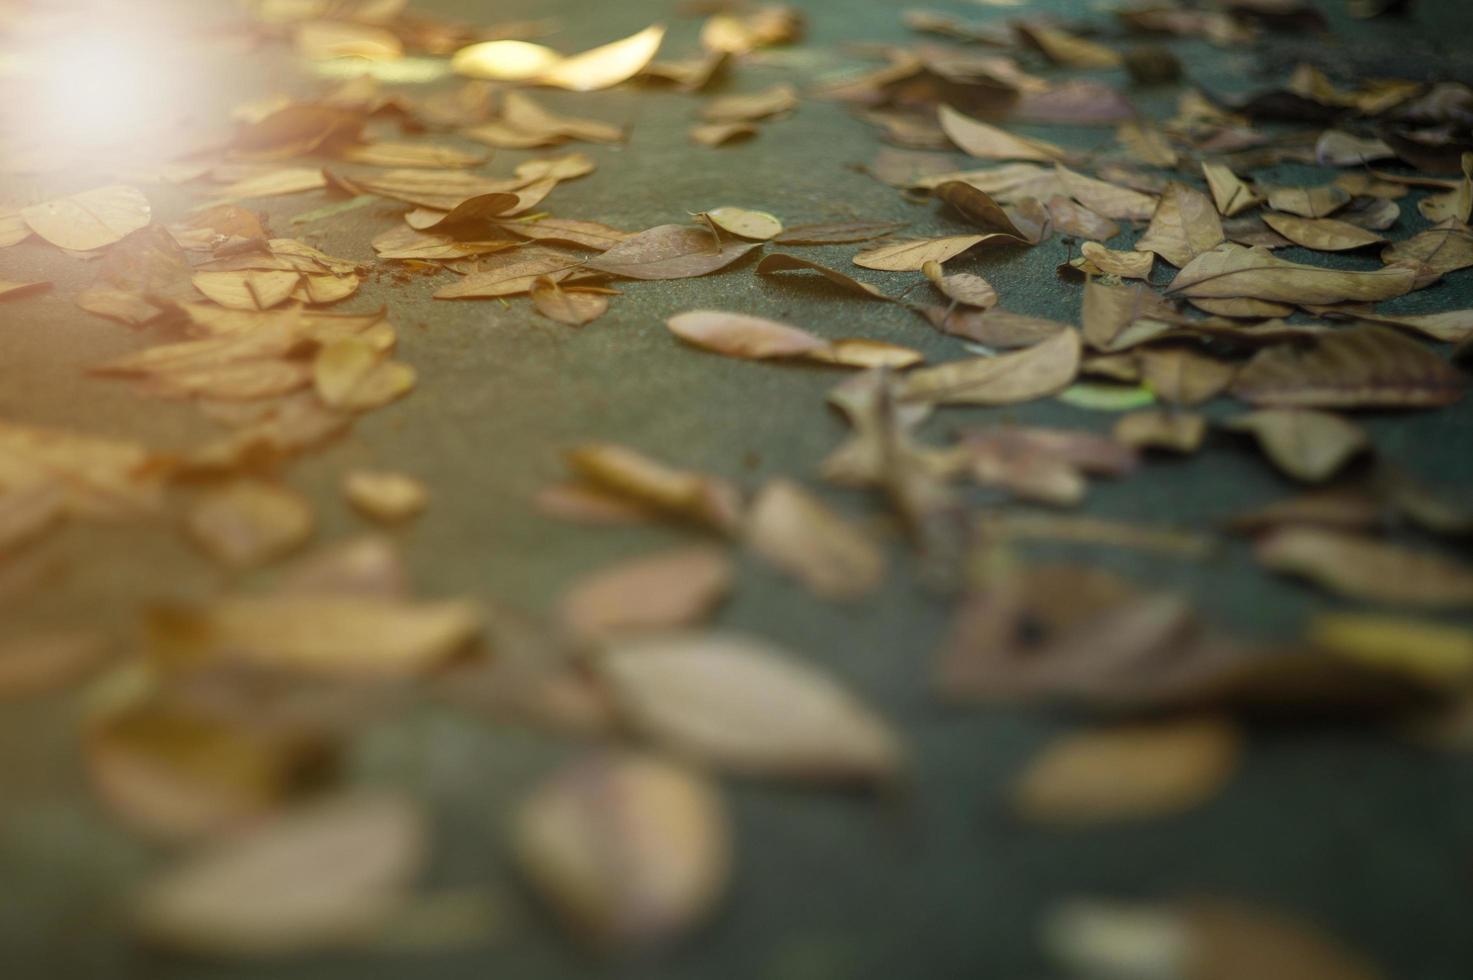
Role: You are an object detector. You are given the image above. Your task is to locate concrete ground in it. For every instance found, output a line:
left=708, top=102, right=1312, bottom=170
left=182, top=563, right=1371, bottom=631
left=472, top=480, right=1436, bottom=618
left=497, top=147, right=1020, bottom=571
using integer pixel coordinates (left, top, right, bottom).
left=1, top=0, right=1472, bottom=977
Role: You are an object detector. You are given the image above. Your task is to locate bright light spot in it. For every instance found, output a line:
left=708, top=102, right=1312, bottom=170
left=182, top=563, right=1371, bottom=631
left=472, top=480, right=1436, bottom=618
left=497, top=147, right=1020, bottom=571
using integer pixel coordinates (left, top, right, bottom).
left=26, top=34, right=167, bottom=148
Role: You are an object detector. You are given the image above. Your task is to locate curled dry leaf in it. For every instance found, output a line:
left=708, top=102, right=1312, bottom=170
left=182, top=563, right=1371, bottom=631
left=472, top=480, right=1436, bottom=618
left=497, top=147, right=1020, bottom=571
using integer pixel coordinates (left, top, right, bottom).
left=1231, top=325, right=1465, bottom=409
left=1224, top=410, right=1370, bottom=482
left=1072, top=242, right=1154, bottom=280
left=537, top=24, right=667, bottom=91
left=513, top=752, right=728, bottom=948
left=192, top=270, right=301, bottom=311
left=923, top=260, right=997, bottom=308
left=1081, top=279, right=1176, bottom=352
left=186, top=479, right=314, bottom=569
left=1112, top=410, right=1207, bottom=453
left=746, top=478, right=885, bottom=600
left=667, top=310, right=827, bottom=359
left=1055, top=164, right=1157, bottom=222
left=937, top=104, right=1068, bottom=162
left=564, top=443, right=743, bottom=534
left=1382, top=227, right=1473, bottom=288
left=559, top=545, right=732, bottom=641
left=900, top=329, right=1082, bottom=405
left=1046, top=196, right=1119, bottom=241
left=1013, top=717, right=1240, bottom=826
left=146, top=595, right=482, bottom=677
left=1265, top=184, right=1351, bottom=219
left=1262, top=212, right=1384, bottom=251
left=700, top=207, right=782, bottom=241
left=132, top=794, right=424, bottom=954
left=774, top=220, right=907, bottom=246
left=1136, top=182, right=1225, bottom=269
left=754, top=253, right=890, bottom=300
left=343, top=470, right=428, bottom=523
left=1202, top=161, right=1262, bottom=217
left=436, top=250, right=585, bottom=299
left=21, top=185, right=151, bottom=251
left=1256, top=527, right=1473, bottom=607
left=583, top=225, right=759, bottom=280
left=934, top=181, right=1042, bottom=242
left=594, top=631, right=903, bottom=783
left=1167, top=244, right=1415, bottom=305
left=853, top=234, right=988, bottom=272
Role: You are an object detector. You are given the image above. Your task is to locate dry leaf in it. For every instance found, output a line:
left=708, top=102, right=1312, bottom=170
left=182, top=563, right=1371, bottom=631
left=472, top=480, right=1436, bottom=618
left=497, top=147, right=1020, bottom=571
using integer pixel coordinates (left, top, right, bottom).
left=537, top=24, right=666, bottom=91
left=513, top=752, right=728, bottom=948
left=754, top=253, right=890, bottom=299
left=435, top=250, right=585, bottom=299
left=690, top=122, right=758, bottom=146
left=955, top=426, right=1138, bottom=506
left=0, top=279, right=50, bottom=301
left=1167, top=244, right=1415, bottom=305
left=314, top=338, right=416, bottom=411
left=1081, top=279, right=1176, bottom=351
left=853, top=234, right=989, bottom=271
left=498, top=217, right=630, bottom=251
left=1261, top=212, right=1385, bottom=251
left=938, top=104, right=1067, bottom=162
left=595, top=631, right=903, bottom=783
left=1017, top=22, right=1122, bottom=69
left=774, top=220, right=907, bottom=245
left=21, top=185, right=151, bottom=252
left=1045, top=196, right=1120, bottom=240
left=900, top=329, right=1081, bottom=405
left=1382, top=227, right=1473, bottom=288
left=132, top=794, right=424, bottom=954
left=1257, top=528, right=1473, bottom=607
left=186, top=480, right=314, bottom=568
left=701, top=84, right=798, bottom=123
left=1232, top=325, right=1464, bottom=409
left=1013, top=717, right=1240, bottom=825
left=343, top=470, right=428, bottom=523
left=1310, top=613, right=1473, bottom=688
left=666, top=310, right=829, bottom=359
left=1265, top=184, right=1351, bottom=218
left=1073, top=242, right=1154, bottom=280
left=926, top=306, right=1070, bottom=349
left=746, top=478, right=884, bottom=600
left=1202, top=161, right=1262, bottom=217
left=451, top=39, right=563, bottom=80
left=934, top=181, right=1042, bottom=242
left=1112, top=410, right=1207, bottom=453
left=565, top=443, right=742, bottom=534
left=1137, top=182, right=1225, bottom=268
left=699, top=207, right=782, bottom=241
left=560, top=546, right=732, bottom=641
left=1138, top=347, right=1237, bottom=406
left=192, top=270, right=301, bottom=311
left=1225, top=410, right=1370, bottom=481
left=1117, top=120, right=1179, bottom=167
left=530, top=278, right=612, bottom=326
left=584, top=225, right=758, bottom=280
left=1055, top=164, right=1157, bottom=221
left=147, top=595, right=482, bottom=676
left=339, top=141, right=485, bottom=168
left=0, top=630, right=110, bottom=701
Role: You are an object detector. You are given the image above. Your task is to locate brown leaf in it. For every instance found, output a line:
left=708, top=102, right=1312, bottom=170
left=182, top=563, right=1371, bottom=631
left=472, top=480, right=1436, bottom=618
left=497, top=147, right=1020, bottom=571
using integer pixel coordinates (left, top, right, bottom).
left=900, top=329, right=1081, bottom=405
left=773, top=220, right=907, bottom=245
left=497, top=217, right=630, bottom=251
left=313, top=338, right=416, bottom=411
left=689, top=122, right=758, bottom=146
left=1138, top=347, right=1237, bottom=405
left=666, top=310, right=828, bottom=359
left=536, top=24, right=667, bottom=91
left=1257, top=528, right=1473, bottom=607
left=186, top=480, right=314, bottom=569
left=1225, top=409, right=1370, bottom=481
left=343, top=470, right=428, bottom=523
left=923, top=261, right=998, bottom=307
left=192, top=270, right=301, bottom=311
left=1261, top=212, right=1385, bottom=251
left=1136, top=182, right=1225, bottom=268
left=434, top=249, right=585, bottom=298
left=1232, top=325, right=1464, bottom=408
left=937, top=105, right=1067, bottom=162
left=746, top=479, right=885, bottom=600
left=583, top=225, right=758, bottom=280
left=0, top=279, right=50, bottom=301
left=1045, top=196, right=1120, bottom=240
left=699, top=206, right=782, bottom=241
left=338, top=141, right=486, bottom=169
left=1112, top=410, right=1207, bottom=453
left=513, top=752, right=728, bottom=948
left=1167, top=244, right=1415, bottom=305
left=934, top=181, right=1041, bottom=241
left=1117, top=120, right=1179, bottom=167
left=1072, top=242, right=1154, bottom=279
left=1016, top=22, right=1122, bottom=69
left=132, top=794, right=424, bottom=954
left=560, top=546, right=732, bottom=641
left=925, top=305, right=1071, bottom=349
left=1265, top=184, right=1351, bottom=218
left=351, top=169, right=528, bottom=211
left=0, top=630, right=110, bottom=701
left=21, top=185, right=151, bottom=251
left=1382, top=227, right=1473, bottom=288
left=1055, top=164, right=1157, bottom=221
left=955, top=426, right=1138, bottom=506
left=594, top=631, right=904, bottom=783
left=1202, top=161, right=1262, bottom=217
left=564, top=444, right=743, bottom=533
left=1013, top=717, right=1240, bottom=825
left=372, top=225, right=518, bottom=261
left=853, top=234, right=990, bottom=271
left=701, top=83, right=798, bottom=123
left=531, top=278, right=613, bottom=327
left=755, top=252, right=890, bottom=299
left=1081, top=279, right=1177, bottom=351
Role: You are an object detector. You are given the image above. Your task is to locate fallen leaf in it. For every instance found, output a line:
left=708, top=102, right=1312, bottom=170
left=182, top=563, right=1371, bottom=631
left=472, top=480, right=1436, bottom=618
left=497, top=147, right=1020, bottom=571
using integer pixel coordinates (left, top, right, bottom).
left=531, top=278, right=613, bottom=326
left=132, top=794, right=424, bottom=954
left=853, top=234, right=989, bottom=271
left=451, top=39, right=563, bottom=80
left=584, top=225, right=758, bottom=280
left=0, top=630, right=110, bottom=701
left=1257, top=528, right=1473, bottom=607
left=343, top=470, right=428, bottom=523
left=666, top=310, right=829, bottom=359
left=564, top=443, right=743, bottom=533
left=314, top=338, right=416, bottom=411
left=1265, top=184, right=1351, bottom=218
left=699, top=206, right=782, bottom=240
left=339, top=141, right=485, bottom=168
left=923, top=260, right=998, bottom=307
left=934, top=181, right=1042, bottom=241
left=1117, top=120, right=1178, bottom=167
left=1081, top=279, right=1176, bottom=351
left=1045, top=196, right=1120, bottom=240
left=595, top=631, right=903, bottom=783
left=690, top=122, right=758, bottom=146
left=1225, top=409, right=1370, bottom=481
left=1112, top=410, right=1207, bottom=452
left=0, top=279, right=50, bottom=301
left=1138, top=347, right=1237, bottom=405
left=1013, top=717, right=1240, bottom=825
left=1167, top=244, right=1415, bottom=305
left=774, top=220, right=907, bottom=245
left=900, top=329, right=1081, bottom=405
left=746, top=478, right=885, bottom=600
left=1055, top=164, right=1157, bottom=221
left=1382, top=227, right=1473, bottom=288
left=1232, top=325, right=1464, bottom=408
left=755, top=253, right=890, bottom=299
left=560, top=546, right=732, bottom=641
left=955, top=426, right=1138, bottom=506
left=1202, top=161, right=1262, bottom=217
left=21, top=185, right=151, bottom=251
left=513, top=752, right=728, bottom=948
left=701, top=84, right=798, bottom=123
left=938, top=104, right=1067, bottom=162
left=925, top=305, right=1070, bottom=348
left=1072, top=242, right=1154, bottom=279
left=186, top=480, right=314, bottom=568
left=192, top=270, right=301, bottom=311
left=498, top=217, right=630, bottom=251
left=1017, top=21, right=1122, bottom=69
left=537, top=24, right=667, bottom=91
left=1311, top=613, right=1473, bottom=688
left=1261, top=212, right=1385, bottom=251
left=1136, top=182, right=1225, bottom=268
